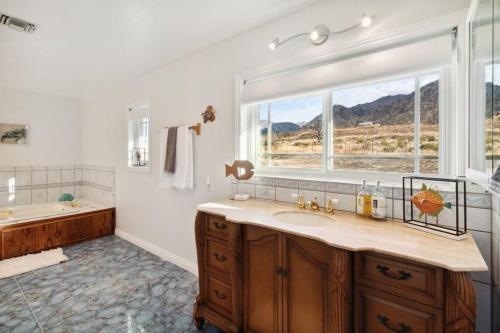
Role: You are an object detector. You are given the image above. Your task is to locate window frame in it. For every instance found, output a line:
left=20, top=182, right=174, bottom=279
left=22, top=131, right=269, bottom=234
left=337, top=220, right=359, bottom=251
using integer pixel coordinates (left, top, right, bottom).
left=127, top=101, right=152, bottom=173
left=242, top=67, right=451, bottom=182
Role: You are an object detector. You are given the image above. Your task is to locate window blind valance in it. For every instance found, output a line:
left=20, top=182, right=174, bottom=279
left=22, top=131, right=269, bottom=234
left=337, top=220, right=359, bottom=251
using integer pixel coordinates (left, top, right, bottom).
left=241, top=33, right=454, bottom=105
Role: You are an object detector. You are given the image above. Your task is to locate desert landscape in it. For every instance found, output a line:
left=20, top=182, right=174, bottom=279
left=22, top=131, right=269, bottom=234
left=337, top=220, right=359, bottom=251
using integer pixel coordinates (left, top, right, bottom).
left=259, top=80, right=440, bottom=174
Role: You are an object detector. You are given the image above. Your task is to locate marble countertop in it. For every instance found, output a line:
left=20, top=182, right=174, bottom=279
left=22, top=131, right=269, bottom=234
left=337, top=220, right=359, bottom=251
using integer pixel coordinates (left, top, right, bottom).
left=197, top=199, right=488, bottom=272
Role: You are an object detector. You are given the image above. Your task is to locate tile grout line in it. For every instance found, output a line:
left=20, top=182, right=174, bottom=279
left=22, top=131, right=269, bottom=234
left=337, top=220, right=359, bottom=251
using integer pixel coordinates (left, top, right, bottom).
left=128, top=287, right=185, bottom=333
left=14, top=277, right=45, bottom=333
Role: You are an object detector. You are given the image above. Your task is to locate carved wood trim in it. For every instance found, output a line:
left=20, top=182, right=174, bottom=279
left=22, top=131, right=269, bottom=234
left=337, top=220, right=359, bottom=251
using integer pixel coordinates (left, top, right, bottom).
left=330, top=247, right=352, bottom=333
left=193, top=212, right=206, bottom=323
left=445, top=271, right=476, bottom=333
left=227, top=222, right=243, bottom=332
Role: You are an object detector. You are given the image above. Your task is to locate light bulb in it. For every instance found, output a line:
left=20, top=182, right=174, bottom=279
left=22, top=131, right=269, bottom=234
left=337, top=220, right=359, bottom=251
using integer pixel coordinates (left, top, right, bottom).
left=268, top=38, right=278, bottom=50
left=310, top=30, right=319, bottom=41
left=361, top=14, right=372, bottom=28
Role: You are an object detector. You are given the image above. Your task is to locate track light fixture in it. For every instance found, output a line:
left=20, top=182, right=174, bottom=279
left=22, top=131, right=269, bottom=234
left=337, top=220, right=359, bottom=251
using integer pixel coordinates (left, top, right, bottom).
left=268, top=13, right=374, bottom=51
left=0, top=13, right=37, bottom=33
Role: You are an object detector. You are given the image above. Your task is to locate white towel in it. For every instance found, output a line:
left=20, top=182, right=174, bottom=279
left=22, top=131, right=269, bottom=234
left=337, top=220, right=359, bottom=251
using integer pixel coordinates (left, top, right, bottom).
left=159, top=126, right=193, bottom=190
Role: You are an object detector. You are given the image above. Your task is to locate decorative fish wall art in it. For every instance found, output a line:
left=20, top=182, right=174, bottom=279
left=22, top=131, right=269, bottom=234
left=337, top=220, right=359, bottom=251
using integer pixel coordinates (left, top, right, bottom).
left=225, top=160, right=254, bottom=181
left=410, top=183, right=452, bottom=218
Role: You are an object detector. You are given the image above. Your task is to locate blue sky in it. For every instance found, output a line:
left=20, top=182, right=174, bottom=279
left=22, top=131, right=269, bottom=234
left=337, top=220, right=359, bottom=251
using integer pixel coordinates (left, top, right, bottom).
left=485, top=64, right=500, bottom=84
left=260, top=74, right=438, bottom=124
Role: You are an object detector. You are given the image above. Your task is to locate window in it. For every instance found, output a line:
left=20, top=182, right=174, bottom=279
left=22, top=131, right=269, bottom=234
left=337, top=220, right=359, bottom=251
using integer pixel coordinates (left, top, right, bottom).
left=244, top=71, right=444, bottom=176
left=331, top=73, right=440, bottom=174
left=257, top=95, right=323, bottom=169
left=128, top=103, right=150, bottom=170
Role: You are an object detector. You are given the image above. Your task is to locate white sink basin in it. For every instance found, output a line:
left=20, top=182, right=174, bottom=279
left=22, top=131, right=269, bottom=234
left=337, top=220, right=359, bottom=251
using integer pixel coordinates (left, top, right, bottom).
left=272, top=211, right=334, bottom=227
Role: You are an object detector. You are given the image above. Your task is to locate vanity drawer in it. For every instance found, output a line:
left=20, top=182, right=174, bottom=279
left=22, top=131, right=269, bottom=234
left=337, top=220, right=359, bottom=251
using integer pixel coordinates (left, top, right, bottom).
left=354, top=286, right=443, bottom=333
left=355, top=253, right=443, bottom=308
left=206, top=237, right=230, bottom=275
left=206, top=274, right=233, bottom=318
left=206, top=214, right=229, bottom=240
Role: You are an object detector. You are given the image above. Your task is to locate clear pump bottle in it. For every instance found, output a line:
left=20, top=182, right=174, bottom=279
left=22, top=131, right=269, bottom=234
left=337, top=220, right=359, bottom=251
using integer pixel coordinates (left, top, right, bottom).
left=371, top=181, right=386, bottom=221
left=356, top=180, right=372, bottom=217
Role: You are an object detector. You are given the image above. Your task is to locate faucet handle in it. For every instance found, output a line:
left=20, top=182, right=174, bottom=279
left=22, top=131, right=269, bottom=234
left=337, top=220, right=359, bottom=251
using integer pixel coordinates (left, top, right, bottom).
left=325, top=198, right=339, bottom=214
left=292, top=193, right=306, bottom=209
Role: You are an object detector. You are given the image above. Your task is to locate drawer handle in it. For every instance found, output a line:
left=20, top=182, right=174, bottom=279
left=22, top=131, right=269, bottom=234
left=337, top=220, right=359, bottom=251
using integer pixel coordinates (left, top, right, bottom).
left=377, top=315, right=412, bottom=333
left=376, top=265, right=413, bottom=281
left=213, top=253, right=227, bottom=261
left=213, top=222, right=227, bottom=230
left=214, top=290, right=227, bottom=300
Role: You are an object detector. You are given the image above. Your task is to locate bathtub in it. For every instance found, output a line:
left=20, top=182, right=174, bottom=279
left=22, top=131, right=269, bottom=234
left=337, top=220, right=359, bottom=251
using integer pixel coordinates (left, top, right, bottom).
left=0, top=201, right=107, bottom=226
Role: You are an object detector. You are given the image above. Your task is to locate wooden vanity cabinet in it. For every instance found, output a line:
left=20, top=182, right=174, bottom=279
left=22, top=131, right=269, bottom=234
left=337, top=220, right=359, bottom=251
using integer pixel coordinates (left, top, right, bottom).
left=194, top=212, right=477, bottom=333
left=195, top=214, right=351, bottom=333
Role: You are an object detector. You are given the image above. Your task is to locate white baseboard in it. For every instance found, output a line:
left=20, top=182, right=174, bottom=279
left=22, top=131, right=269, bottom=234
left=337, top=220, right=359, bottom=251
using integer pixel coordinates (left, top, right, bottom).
left=115, top=228, right=198, bottom=276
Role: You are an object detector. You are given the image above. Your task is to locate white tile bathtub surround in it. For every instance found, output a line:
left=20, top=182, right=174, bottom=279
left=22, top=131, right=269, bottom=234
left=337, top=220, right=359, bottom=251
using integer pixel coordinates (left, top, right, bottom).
left=31, top=188, right=47, bottom=204
left=32, top=170, right=48, bottom=185
left=75, top=168, right=83, bottom=182
left=0, top=192, right=11, bottom=207
left=47, top=187, right=62, bottom=202
left=0, top=165, right=115, bottom=207
left=62, top=168, right=75, bottom=183
left=48, top=168, right=62, bottom=184
left=15, top=170, right=31, bottom=186
left=0, top=170, right=15, bottom=189
left=14, top=190, right=31, bottom=205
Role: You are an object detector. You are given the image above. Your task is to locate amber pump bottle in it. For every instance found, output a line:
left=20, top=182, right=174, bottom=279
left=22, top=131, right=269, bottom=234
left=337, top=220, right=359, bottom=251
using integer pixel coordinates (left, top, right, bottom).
left=356, top=180, right=372, bottom=217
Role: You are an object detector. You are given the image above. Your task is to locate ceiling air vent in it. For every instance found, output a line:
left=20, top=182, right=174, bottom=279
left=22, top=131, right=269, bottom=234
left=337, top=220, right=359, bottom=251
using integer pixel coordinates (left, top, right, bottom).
left=0, top=13, right=37, bottom=33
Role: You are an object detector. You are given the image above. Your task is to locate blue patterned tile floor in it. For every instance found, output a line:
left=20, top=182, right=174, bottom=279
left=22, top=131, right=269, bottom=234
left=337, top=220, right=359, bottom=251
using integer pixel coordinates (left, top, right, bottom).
left=0, top=235, right=221, bottom=333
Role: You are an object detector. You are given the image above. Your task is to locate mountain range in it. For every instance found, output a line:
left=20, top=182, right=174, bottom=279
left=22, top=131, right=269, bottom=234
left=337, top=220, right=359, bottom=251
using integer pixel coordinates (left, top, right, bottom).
left=262, top=80, right=500, bottom=135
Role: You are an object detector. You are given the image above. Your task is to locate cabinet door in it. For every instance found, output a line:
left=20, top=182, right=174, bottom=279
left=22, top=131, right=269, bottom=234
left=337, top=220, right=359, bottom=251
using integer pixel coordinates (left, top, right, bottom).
left=37, top=222, right=67, bottom=249
left=88, top=213, right=113, bottom=237
left=3, top=227, right=37, bottom=259
left=282, top=234, right=332, bottom=333
left=243, top=225, right=282, bottom=333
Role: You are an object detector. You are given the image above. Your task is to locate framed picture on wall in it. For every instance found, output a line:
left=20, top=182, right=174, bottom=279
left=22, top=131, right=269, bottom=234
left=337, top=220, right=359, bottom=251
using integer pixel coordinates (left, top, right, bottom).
left=0, top=123, right=29, bottom=144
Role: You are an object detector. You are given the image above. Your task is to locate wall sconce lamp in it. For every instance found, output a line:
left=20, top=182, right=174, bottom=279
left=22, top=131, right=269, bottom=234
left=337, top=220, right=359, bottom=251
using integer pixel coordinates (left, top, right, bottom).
left=268, top=13, right=374, bottom=50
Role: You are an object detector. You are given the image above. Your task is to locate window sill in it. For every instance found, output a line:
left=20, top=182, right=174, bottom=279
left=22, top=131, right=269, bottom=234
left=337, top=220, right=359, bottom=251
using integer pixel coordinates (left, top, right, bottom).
left=255, top=169, right=411, bottom=188
left=127, top=166, right=151, bottom=173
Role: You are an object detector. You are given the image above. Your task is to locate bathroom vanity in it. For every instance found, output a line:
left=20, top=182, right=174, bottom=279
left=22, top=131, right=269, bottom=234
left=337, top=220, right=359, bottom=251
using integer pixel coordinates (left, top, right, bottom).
left=193, top=200, right=487, bottom=333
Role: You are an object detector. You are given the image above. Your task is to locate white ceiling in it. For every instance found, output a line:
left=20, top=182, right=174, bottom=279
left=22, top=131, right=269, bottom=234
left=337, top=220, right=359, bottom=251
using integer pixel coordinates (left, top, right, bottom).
left=0, top=0, right=469, bottom=101
left=0, top=0, right=317, bottom=100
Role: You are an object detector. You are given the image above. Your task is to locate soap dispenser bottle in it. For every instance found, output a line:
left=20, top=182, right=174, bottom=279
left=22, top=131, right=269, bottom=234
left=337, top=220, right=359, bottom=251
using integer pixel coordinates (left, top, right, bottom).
left=356, top=180, right=372, bottom=217
left=371, top=181, right=386, bottom=221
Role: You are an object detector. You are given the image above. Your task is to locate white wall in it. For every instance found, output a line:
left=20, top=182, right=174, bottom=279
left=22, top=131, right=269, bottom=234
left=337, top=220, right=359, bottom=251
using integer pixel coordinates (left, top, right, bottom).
left=0, top=87, right=81, bottom=166
left=81, top=1, right=469, bottom=271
